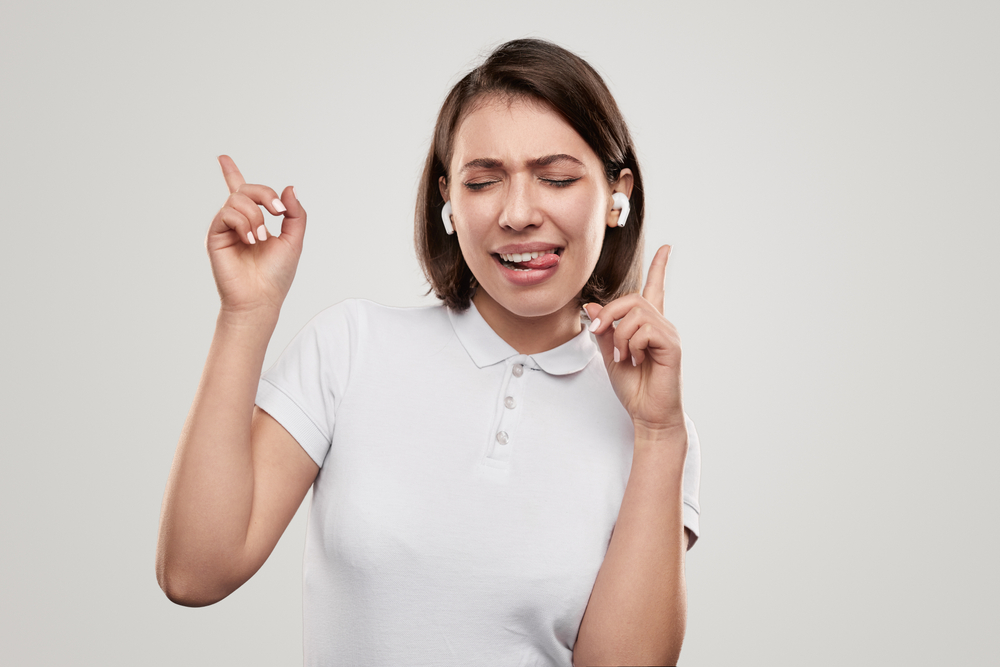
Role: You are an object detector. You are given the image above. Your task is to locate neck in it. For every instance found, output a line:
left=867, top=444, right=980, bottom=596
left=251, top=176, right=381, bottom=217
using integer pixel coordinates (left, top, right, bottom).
left=472, top=290, right=583, bottom=356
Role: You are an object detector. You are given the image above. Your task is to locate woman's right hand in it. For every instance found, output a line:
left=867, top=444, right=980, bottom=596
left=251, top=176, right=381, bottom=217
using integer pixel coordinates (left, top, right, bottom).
left=207, top=155, right=306, bottom=316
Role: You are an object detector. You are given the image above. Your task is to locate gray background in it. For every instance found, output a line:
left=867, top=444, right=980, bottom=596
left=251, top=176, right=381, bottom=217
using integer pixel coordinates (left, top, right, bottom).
left=2, top=1, right=997, bottom=664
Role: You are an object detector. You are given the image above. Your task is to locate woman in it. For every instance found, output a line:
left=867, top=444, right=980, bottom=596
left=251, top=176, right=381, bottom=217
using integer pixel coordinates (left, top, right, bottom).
left=157, top=39, right=701, bottom=666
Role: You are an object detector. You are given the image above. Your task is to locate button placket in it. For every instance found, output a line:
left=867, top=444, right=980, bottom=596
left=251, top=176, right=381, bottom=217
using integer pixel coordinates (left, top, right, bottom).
left=484, top=356, right=530, bottom=466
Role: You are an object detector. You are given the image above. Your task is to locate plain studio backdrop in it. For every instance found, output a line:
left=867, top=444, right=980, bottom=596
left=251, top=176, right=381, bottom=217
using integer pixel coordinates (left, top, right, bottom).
left=1, top=1, right=997, bottom=665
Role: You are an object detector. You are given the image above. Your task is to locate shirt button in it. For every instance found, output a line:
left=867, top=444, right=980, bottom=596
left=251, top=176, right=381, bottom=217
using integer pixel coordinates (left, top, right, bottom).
left=504, top=396, right=516, bottom=409
left=512, top=364, right=524, bottom=377
left=496, top=431, right=509, bottom=445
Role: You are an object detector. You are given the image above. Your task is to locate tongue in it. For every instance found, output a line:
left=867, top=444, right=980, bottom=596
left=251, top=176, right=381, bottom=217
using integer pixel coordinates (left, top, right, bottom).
left=516, top=253, right=560, bottom=270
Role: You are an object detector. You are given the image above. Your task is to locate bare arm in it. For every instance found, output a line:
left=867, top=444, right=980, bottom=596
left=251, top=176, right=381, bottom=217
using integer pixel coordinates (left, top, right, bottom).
left=572, top=427, right=689, bottom=666
left=576, top=245, right=690, bottom=665
left=156, top=311, right=318, bottom=606
left=156, top=157, right=317, bottom=606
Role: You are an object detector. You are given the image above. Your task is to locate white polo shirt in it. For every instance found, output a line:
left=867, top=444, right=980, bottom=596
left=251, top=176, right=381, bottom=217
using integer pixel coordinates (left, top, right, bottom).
left=255, top=298, right=701, bottom=667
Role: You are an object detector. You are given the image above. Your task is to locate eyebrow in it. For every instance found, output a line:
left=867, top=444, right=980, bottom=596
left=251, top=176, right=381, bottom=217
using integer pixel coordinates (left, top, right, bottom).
left=458, top=153, right=585, bottom=175
left=459, top=158, right=503, bottom=174
left=531, top=154, right=584, bottom=168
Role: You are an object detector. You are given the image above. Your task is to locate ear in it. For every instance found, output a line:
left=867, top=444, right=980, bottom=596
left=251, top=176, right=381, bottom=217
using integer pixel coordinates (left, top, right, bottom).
left=438, top=175, right=449, bottom=203
left=606, top=168, right=634, bottom=229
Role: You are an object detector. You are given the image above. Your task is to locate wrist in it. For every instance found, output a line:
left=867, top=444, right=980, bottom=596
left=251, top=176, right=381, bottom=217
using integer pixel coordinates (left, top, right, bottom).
left=216, top=305, right=281, bottom=335
left=633, top=418, right=688, bottom=455
left=633, top=413, right=686, bottom=440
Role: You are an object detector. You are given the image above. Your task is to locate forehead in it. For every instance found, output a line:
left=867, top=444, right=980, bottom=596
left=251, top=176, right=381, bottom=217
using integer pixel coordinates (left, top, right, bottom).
left=451, top=96, right=598, bottom=168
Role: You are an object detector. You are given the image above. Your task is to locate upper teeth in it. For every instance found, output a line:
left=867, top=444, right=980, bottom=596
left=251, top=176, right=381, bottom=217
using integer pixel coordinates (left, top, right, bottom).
left=500, top=249, right=557, bottom=262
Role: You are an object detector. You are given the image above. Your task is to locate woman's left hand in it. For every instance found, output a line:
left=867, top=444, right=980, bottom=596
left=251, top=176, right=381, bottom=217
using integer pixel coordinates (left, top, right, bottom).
left=584, top=245, right=684, bottom=437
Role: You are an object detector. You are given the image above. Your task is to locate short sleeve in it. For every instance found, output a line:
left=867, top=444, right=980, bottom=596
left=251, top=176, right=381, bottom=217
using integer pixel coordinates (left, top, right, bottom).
left=255, top=300, right=359, bottom=467
left=682, top=413, right=702, bottom=549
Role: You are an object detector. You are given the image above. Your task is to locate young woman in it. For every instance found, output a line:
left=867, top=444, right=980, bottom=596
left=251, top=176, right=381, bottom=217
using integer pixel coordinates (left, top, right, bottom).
left=157, top=39, right=701, bottom=666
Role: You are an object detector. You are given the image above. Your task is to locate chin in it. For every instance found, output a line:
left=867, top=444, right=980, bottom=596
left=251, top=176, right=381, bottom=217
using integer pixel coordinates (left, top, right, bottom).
left=480, top=285, right=580, bottom=320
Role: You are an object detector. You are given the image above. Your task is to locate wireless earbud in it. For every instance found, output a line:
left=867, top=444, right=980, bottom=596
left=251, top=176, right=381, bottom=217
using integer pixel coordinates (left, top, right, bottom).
left=611, top=192, right=630, bottom=228
left=441, top=201, right=455, bottom=235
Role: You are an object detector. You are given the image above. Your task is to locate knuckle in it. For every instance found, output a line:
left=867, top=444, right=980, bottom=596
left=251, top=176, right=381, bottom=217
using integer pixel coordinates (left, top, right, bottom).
left=238, top=184, right=263, bottom=202
left=229, top=212, right=249, bottom=230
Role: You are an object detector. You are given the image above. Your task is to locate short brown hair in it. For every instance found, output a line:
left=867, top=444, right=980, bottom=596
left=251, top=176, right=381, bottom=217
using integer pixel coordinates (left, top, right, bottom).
left=414, top=38, right=645, bottom=311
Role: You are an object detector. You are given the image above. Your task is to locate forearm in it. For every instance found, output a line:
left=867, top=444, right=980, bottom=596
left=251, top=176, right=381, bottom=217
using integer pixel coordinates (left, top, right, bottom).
left=573, top=425, right=688, bottom=666
left=156, top=307, right=279, bottom=604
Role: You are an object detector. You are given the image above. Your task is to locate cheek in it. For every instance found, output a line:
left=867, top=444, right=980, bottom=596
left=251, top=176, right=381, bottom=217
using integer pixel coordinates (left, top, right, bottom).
left=581, top=226, right=607, bottom=271
left=453, top=195, right=497, bottom=238
left=453, top=203, right=495, bottom=270
left=555, top=191, right=607, bottom=249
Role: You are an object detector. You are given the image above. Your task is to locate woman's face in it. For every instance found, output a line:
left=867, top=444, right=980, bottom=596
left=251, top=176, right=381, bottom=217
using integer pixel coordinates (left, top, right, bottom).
left=442, top=96, right=631, bottom=321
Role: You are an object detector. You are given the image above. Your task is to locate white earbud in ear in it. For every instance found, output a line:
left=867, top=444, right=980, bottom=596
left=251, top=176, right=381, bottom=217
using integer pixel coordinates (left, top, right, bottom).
left=612, top=192, right=630, bottom=228
left=441, top=201, right=455, bottom=235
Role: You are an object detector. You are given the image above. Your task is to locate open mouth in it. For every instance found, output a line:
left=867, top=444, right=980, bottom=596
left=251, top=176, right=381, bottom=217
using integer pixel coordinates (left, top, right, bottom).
left=495, top=248, right=563, bottom=271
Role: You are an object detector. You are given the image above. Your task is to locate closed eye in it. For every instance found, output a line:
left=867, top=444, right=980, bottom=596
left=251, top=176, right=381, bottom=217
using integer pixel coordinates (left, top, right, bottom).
left=541, top=177, right=581, bottom=188
left=464, top=180, right=499, bottom=191
left=464, top=176, right=580, bottom=190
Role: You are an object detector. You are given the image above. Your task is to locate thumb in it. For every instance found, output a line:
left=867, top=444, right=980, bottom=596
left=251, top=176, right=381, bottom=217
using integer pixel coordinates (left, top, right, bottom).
left=277, top=185, right=307, bottom=246
left=584, top=303, right=616, bottom=367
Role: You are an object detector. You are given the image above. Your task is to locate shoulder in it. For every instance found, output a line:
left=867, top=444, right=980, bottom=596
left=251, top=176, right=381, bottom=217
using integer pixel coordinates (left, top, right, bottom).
left=350, top=298, right=449, bottom=324
left=308, top=298, right=447, bottom=328
left=353, top=299, right=453, bottom=339
left=306, top=298, right=455, bottom=350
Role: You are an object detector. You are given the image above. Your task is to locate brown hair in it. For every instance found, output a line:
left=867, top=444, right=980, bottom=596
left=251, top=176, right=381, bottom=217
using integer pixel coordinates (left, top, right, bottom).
left=414, top=38, right=645, bottom=311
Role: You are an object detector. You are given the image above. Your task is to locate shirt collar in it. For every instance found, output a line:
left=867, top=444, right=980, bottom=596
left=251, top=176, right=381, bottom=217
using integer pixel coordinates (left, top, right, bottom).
left=447, top=301, right=599, bottom=376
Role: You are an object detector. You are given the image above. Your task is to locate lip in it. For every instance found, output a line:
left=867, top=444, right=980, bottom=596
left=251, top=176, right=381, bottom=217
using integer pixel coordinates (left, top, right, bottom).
left=493, top=242, right=563, bottom=255
left=492, top=253, right=560, bottom=286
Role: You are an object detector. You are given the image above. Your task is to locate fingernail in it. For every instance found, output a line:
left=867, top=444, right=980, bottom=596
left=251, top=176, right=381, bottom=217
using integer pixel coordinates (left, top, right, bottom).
left=257, top=225, right=267, bottom=241
left=589, top=318, right=601, bottom=333
left=632, top=355, right=637, bottom=367
left=273, top=198, right=287, bottom=213
left=614, top=348, right=620, bottom=363
left=246, top=231, right=256, bottom=245
left=292, top=186, right=298, bottom=199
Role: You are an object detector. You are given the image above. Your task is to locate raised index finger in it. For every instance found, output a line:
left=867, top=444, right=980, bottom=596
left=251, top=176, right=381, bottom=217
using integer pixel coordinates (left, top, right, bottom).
left=218, top=155, right=246, bottom=194
left=641, top=244, right=671, bottom=313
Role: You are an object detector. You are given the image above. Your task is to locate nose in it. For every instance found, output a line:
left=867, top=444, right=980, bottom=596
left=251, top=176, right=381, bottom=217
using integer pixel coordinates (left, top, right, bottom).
left=498, top=175, right=543, bottom=231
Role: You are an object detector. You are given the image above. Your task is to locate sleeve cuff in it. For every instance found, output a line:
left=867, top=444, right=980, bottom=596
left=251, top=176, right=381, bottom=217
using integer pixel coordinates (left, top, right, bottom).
left=255, top=378, right=331, bottom=467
